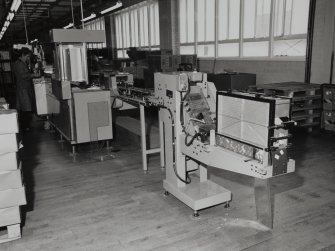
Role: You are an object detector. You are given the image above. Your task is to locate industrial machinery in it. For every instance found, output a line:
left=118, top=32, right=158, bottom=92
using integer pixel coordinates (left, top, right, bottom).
left=153, top=72, right=295, bottom=227
left=49, top=29, right=113, bottom=151
left=108, top=71, right=295, bottom=227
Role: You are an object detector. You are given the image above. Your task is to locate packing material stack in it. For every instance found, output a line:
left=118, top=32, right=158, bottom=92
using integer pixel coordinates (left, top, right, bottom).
left=0, top=98, right=27, bottom=243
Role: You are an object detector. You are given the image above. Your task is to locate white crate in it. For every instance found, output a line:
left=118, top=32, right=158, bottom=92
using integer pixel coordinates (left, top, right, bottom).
left=0, top=152, right=18, bottom=171
left=0, top=169, right=23, bottom=191
left=0, top=186, right=26, bottom=208
left=0, top=207, right=21, bottom=227
left=0, top=134, right=18, bottom=154
left=0, top=110, right=18, bottom=135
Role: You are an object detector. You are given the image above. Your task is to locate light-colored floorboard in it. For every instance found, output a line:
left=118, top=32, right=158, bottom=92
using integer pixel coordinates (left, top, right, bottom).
left=1, top=124, right=334, bottom=251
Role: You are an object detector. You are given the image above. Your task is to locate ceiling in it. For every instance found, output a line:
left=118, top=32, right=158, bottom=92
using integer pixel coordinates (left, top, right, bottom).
left=0, top=0, right=118, bottom=44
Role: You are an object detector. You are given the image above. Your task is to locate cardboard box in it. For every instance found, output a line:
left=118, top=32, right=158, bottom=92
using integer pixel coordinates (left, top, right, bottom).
left=0, top=206, right=21, bottom=227
left=0, top=110, right=18, bottom=135
left=0, top=169, right=23, bottom=191
left=0, top=152, right=18, bottom=171
left=0, top=186, right=26, bottom=208
left=0, top=134, right=18, bottom=154
left=34, top=81, right=51, bottom=115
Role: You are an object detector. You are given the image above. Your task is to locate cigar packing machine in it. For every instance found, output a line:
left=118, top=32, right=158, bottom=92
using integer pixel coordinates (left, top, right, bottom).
left=49, top=29, right=113, bottom=148
left=114, top=71, right=295, bottom=227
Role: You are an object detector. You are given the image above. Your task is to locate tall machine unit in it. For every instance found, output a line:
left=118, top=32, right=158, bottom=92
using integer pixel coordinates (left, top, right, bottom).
left=153, top=72, right=295, bottom=227
left=49, top=29, right=113, bottom=148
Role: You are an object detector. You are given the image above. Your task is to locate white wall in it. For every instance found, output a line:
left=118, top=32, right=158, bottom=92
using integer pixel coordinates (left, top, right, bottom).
left=199, top=59, right=306, bottom=85
left=310, top=0, right=335, bottom=84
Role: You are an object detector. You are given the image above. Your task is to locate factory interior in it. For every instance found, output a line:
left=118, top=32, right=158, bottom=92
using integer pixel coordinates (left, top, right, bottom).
left=0, top=0, right=335, bottom=250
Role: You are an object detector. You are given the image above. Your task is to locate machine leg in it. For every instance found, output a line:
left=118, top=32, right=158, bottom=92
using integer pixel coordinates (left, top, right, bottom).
left=140, top=105, right=148, bottom=173
left=106, top=140, right=110, bottom=149
left=159, top=120, right=165, bottom=169
left=254, top=178, right=273, bottom=228
left=193, top=210, right=199, bottom=217
left=199, top=164, right=207, bottom=183
left=71, top=145, right=77, bottom=156
left=58, top=133, right=65, bottom=143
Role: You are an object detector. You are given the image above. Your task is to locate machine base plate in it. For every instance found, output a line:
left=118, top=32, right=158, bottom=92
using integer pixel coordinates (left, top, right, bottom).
left=163, top=175, right=231, bottom=211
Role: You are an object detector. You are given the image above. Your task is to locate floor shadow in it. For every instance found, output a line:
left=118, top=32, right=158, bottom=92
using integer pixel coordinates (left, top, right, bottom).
left=19, top=118, right=42, bottom=227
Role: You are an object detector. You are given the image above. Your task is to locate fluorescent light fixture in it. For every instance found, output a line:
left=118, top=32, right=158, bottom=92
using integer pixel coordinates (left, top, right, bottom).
left=10, top=0, right=21, bottom=12
left=7, top=12, right=14, bottom=21
left=63, top=23, right=74, bottom=29
left=100, top=1, right=122, bottom=14
left=81, top=13, right=96, bottom=22
left=4, top=21, right=10, bottom=27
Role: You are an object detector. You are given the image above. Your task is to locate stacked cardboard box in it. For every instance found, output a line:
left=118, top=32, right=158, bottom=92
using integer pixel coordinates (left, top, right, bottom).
left=0, top=106, right=27, bottom=243
left=322, top=84, right=335, bottom=132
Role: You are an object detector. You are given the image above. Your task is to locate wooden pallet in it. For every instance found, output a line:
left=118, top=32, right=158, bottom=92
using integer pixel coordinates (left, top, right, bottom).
left=250, top=82, right=321, bottom=97
left=292, top=111, right=321, bottom=121
left=249, top=82, right=322, bottom=131
left=0, top=224, right=21, bottom=243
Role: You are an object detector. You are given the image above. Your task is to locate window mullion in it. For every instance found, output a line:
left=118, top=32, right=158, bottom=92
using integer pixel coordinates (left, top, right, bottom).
left=204, top=0, right=207, bottom=41
left=239, top=0, right=244, bottom=57
left=269, top=0, right=275, bottom=58
left=215, top=0, right=218, bottom=58
left=153, top=3, right=156, bottom=45
left=282, top=0, right=286, bottom=36
left=118, top=16, right=123, bottom=55
left=289, top=0, right=294, bottom=35
left=227, top=0, right=230, bottom=39
left=137, top=8, right=141, bottom=48
left=195, top=0, right=198, bottom=54
left=128, top=11, right=132, bottom=47
left=147, top=3, right=151, bottom=50
left=254, top=0, right=258, bottom=38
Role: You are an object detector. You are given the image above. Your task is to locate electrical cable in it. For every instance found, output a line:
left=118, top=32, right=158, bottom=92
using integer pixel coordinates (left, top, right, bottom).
left=180, top=79, right=191, bottom=130
left=158, top=105, right=190, bottom=184
left=22, top=0, right=29, bottom=44
left=70, top=0, right=75, bottom=27
left=185, top=132, right=201, bottom=147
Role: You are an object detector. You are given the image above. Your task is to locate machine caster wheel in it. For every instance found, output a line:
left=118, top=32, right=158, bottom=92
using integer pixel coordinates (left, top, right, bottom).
left=193, top=211, right=199, bottom=217
left=224, top=202, right=230, bottom=208
left=164, top=191, right=170, bottom=196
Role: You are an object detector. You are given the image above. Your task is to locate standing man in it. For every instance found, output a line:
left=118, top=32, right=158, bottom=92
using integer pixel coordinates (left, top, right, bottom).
left=13, top=47, right=35, bottom=132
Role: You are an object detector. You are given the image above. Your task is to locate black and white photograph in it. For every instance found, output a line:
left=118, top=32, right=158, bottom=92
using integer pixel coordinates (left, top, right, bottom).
left=0, top=0, right=334, bottom=250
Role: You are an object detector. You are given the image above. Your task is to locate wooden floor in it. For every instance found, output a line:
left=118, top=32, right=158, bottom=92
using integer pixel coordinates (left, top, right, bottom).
left=1, top=122, right=335, bottom=251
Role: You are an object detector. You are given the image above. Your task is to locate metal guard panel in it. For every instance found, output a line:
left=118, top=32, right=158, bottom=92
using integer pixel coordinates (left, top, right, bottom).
left=50, top=29, right=106, bottom=43
left=216, top=91, right=275, bottom=149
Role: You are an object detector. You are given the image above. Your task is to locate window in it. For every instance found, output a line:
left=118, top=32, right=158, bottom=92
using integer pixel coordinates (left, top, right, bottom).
left=179, top=0, right=195, bottom=54
left=218, top=0, right=240, bottom=57
left=179, top=0, right=310, bottom=58
left=273, top=0, right=310, bottom=56
left=113, top=0, right=160, bottom=58
left=84, top=17, right=106, bottom=49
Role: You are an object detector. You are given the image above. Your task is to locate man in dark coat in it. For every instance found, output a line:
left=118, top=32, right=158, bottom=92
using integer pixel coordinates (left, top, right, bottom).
left=13, top=47, right=34, bottom=131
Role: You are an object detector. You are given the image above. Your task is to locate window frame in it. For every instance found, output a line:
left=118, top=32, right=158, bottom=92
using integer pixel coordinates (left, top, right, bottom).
left=179, top=0, right=309, bottom=60
left=84, top=17, right=107, bottom=49
left=113, top=0, right=160, bottom=59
